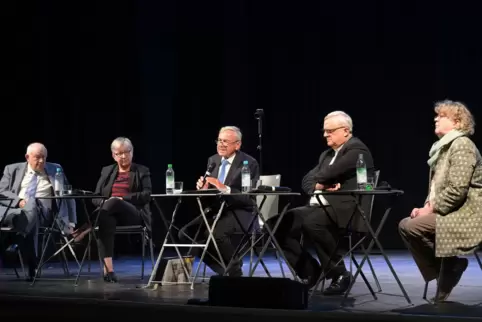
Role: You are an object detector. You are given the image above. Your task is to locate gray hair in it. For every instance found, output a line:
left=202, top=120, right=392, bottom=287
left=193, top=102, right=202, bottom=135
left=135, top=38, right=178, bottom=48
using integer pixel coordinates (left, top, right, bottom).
left=219, top=126, right=242, bottom=141
left=26, top=142, right=47, bottom=156
left=111, top=137, right=134, bottom=152
left=324, top=111, right=353, bottom=132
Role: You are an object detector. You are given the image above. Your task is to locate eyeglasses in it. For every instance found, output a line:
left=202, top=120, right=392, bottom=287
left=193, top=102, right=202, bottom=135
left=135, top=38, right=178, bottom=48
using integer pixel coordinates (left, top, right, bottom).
left=114, top=150, right=131, bottom=157
left=215, top=139, right=239, bottom=146
left=322, top=126, right=345, bottom=134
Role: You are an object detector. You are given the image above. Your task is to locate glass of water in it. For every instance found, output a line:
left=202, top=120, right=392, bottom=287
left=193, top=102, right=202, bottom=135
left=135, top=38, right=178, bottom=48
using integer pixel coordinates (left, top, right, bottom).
left=365, top=176, right=375, bottom=191
left=174, top=182, right=183, bottom=194
left=63, top=184, right=73, bottom=195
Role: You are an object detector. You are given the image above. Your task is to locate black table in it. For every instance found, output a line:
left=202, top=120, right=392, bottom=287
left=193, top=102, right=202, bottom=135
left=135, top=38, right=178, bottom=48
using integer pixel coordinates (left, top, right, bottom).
left=33, top=195, right=108, bottom=286
left=146, top=192, right=228, bottom=289
left=310, top=189, right=411, bottom=305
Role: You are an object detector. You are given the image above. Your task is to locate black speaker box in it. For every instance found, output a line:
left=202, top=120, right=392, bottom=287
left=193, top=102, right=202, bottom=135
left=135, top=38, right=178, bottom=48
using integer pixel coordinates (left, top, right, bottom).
left=208, top=275, right=308, bottom=310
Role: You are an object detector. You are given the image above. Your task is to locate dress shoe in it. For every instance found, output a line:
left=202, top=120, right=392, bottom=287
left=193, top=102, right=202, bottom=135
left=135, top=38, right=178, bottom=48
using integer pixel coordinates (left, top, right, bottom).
left=104, top=271, right=118, bottom=283
left=432, top=258, right=468, bottom=302
left=5, top=244, right=19, bottom=254
left=322, top=271, right=353, bottom=296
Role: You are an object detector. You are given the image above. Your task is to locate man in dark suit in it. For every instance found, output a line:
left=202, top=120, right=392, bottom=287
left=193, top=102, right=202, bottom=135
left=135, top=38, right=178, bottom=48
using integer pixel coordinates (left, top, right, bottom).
left=274, top=111, right=375, bottom=295
left=178, top=126, right=259, bottom=277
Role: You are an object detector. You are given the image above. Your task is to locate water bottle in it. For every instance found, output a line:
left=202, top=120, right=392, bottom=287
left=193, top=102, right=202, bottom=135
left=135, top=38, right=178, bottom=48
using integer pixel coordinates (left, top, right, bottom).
left=356, top=153, right=367, bottom=190
left=55, top=167, right=64, bottom=196
left=166, top=164, right=175, bottom=194
left=241, top=160, right=251, bottom=193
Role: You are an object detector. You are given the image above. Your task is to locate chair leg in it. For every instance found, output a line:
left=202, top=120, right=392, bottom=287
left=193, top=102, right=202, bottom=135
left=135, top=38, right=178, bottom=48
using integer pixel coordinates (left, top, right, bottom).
left=434, top=258, right=445, bottom=304
left=474, top=251, right=482, bottom=271
left=87, top=233, right=92, bottom=273
left=202, top=262, right=207, bottom=281
left=17, top=249, right=26, bottom=278
left=249, top=232, right=255, bottom=274
left=149, top=238, right=155, bottom=269
left=141, top=232, right=146, bottom=280
left=422, top=281, right=429, bottom=300
left=274, top=249, right=286, bottom=278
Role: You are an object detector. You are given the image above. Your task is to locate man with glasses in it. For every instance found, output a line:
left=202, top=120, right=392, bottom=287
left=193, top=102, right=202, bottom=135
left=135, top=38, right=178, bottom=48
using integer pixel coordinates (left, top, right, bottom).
left=272, top=111, right=375, bottom=295
left=178, top=126, right=259, bottom=276
left=0, top=142, right=76, bottom=280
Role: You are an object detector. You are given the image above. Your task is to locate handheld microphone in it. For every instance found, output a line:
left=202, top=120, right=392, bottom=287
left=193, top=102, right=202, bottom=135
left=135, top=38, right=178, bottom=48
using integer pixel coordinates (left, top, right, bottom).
left=256, top=185, right=292, bottom=192
left=202, top=162, right=216, bottom=185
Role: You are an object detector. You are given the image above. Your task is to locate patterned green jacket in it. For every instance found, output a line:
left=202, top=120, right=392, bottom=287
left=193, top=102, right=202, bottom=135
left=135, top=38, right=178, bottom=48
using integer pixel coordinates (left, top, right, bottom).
left=430, top=136, right=482, bottom=257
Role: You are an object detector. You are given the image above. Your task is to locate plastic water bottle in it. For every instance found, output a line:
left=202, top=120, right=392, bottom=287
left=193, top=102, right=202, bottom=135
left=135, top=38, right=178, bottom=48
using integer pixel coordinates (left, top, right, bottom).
left=241, top=160, right=251, bottom=193
left=166, top=164, right=175, bottom=194
left=356, top=153, right=367, bottom=190
left=55, top=167, right=64, bottom=196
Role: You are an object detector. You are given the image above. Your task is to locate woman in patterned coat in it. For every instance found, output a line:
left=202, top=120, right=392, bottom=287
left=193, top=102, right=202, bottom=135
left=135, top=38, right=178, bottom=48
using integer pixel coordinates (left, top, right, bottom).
left=399, top=100, right=482, bottom=302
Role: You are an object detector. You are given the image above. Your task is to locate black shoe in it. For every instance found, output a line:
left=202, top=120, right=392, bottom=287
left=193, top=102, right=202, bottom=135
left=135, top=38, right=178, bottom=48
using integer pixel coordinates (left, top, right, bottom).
left=432, top=258, right=469, bottom=302
left=104, top=272, right=118, bottom=283
left=322, top=271, right=352, bottom=296
left=5, top=244, right=19, bottom=254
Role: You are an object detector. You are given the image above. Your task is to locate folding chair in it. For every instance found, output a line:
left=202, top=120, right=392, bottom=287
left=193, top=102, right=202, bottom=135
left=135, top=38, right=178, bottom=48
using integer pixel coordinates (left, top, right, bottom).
left=92, top=225, right=155, bottom=280
left=0, top=226, right=27, bottom=278
left=250, top=174, right=286, bottom=277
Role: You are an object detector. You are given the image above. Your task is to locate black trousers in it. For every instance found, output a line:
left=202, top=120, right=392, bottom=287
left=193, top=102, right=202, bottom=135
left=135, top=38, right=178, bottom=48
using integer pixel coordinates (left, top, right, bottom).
left=271, top=205, right=347, bottom=280
left=178, top=208, right=253, bottom=275
left=97, top=198, right=142, bottom=258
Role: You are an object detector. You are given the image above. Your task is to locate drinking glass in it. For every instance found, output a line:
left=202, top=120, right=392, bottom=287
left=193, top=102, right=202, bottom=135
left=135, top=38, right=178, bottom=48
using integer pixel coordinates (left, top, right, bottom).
left=63, top=184, right=73, bottom=195
left=365, top=176, right=375, bottom=191
left=174, top=182, right=183, bottom=194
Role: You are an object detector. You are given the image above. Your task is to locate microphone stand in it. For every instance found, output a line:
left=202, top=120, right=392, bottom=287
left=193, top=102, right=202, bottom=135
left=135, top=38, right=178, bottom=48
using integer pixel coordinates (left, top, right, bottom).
left=255, top=109, right=264, bottom=175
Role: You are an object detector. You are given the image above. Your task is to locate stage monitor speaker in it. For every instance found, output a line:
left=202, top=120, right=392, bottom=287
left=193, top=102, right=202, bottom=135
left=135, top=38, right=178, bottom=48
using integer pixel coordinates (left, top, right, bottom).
left=208, top=275, right=308, bottom=310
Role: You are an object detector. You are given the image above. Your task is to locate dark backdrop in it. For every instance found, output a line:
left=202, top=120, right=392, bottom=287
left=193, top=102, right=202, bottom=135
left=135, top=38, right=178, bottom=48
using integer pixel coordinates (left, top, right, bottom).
left=3, top=0, right=482, bottom=250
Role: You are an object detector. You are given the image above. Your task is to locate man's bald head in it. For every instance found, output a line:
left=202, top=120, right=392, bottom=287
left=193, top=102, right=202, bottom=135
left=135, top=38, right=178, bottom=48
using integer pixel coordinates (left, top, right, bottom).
left=25, top=142, right=48, bottom=172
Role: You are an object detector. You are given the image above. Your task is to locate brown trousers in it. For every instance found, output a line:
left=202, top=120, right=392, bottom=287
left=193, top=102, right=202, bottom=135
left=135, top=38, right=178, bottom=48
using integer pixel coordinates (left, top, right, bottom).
left=399, top=213, right=439, bottom=281
left=398, top=213, right=462, bottom=282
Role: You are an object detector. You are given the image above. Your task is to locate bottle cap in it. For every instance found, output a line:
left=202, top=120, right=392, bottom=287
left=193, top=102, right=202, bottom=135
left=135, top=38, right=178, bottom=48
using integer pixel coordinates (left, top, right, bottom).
left=168, top=164, right=172, bottom=168
left=56, top=168, right=62, bottom=173
left=243, top=160, right=248, bottom=165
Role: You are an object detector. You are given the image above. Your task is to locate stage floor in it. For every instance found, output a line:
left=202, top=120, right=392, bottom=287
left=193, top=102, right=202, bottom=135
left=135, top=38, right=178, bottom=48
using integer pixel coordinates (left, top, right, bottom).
left=1, top=250, right=482, bottom=320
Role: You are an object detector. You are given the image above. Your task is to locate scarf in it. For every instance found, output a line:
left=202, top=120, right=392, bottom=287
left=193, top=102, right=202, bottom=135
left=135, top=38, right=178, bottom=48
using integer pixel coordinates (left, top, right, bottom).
left=427, top=129, right=465, bottom=168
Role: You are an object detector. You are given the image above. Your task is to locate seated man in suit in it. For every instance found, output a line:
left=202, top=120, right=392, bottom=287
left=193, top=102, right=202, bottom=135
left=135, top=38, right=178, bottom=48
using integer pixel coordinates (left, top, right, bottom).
left=178, top=126, right=260, bottom=277
left=273, top=111, right=375, bottom=295
left=0, top=142, right=77, bottom=279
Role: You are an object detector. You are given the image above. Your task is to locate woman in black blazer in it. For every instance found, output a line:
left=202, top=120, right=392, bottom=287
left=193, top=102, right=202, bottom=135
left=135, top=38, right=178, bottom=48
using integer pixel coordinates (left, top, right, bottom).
left=77, top=137, right=152, bottom=282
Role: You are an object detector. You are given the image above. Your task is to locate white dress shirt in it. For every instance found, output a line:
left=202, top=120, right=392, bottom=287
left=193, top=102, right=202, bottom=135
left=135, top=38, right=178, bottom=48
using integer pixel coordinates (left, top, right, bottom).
left=18, top=165, right=52, bottom=200
left=310, top=145, right=344, bottom=206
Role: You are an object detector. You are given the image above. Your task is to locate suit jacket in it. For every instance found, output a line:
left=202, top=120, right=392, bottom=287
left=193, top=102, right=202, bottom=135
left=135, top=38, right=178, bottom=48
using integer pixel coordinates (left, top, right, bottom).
left=429, top=136, right=482, bottom=257
left=0, top=162, right=77, bottom=232
left=206, top=151, right=260, bottom=225
left=301, top=137, right=375, bottom=232
left=93, top=163, right=152, bottom=233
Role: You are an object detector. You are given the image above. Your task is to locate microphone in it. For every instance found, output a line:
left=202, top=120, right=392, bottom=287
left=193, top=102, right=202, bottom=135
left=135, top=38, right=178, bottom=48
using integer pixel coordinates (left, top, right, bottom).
left=256, top=185, right=292, bottom=192
left=202, top=162, right=216, bottom=185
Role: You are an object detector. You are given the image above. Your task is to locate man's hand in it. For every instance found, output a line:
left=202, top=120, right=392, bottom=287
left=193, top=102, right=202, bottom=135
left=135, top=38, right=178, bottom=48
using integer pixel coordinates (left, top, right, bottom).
left=18, top=199, right=26, bottom=208
left=196, top=176, right=209, bottom=190
left=315, top=183, right=324, bottom=190
left=315, top=183, right=340, bottom=191
left=204, top=177, right=227, bottom=191
left=325, top=183, right=341, bottom=191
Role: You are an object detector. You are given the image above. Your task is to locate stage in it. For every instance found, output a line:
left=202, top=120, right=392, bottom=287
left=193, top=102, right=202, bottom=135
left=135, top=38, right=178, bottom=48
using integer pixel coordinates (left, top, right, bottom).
left=0, top=251, right=481, bottom=321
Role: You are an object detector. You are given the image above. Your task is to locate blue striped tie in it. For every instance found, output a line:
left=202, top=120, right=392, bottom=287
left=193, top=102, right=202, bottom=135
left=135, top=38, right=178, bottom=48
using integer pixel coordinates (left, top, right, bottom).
left=25, top=173, right=38, bottom=199
left=218, top=159, right=229, bottom=184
